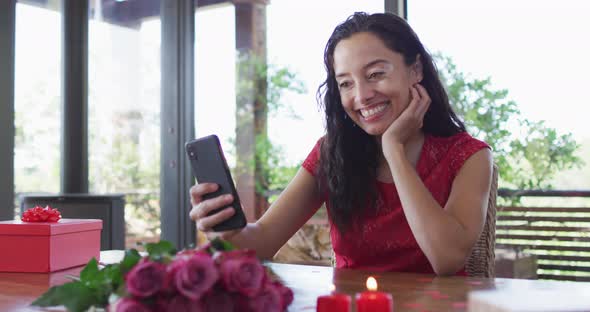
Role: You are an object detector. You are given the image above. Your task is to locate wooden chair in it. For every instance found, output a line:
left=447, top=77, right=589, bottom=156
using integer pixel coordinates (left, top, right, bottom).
left=465, top=164, right=498, bottom=277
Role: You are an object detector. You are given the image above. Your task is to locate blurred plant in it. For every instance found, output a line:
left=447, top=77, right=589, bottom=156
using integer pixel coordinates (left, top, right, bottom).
left=436, top=53, right=582, bottom=195
left=234, top=52, right=306, bottom=201
left=88, top=109, right=161, bottom=242
left=238, top=53, right=583, bottom=206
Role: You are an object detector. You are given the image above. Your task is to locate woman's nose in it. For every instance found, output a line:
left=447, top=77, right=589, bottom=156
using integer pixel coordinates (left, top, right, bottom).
left=355, top=82, right=375, bottom=105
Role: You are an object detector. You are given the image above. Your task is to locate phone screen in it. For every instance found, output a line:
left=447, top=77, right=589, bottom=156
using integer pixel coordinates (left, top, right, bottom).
left=185, top=135, right=247, bottom=231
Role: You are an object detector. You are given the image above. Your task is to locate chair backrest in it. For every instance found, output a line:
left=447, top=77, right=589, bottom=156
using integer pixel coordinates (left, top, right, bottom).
left=465, top=164, right=498, bottom=277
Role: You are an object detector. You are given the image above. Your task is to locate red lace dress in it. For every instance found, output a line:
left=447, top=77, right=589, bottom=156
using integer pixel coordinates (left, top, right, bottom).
left=302, top=132, right=490, bottom=274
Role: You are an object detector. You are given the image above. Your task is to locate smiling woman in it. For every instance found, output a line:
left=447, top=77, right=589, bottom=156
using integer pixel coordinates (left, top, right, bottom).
left=312, top=12, right=492, bottom=275
left=189, top=12, right=494, bottom=277
left=333, top=32, right=421, bottom=136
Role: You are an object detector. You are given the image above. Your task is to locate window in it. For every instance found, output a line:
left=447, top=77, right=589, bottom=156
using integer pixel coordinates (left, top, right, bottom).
left=266, top=0, right=385, bottom=168
left=14, top=0, right=62, bottom=218
left=408, top=0, right=590, bottom=190
left=194, top=4, right=236, bottom=165
left=88, top=0, right=162, bottom=247
left=193, top=1, right=385, bottom=209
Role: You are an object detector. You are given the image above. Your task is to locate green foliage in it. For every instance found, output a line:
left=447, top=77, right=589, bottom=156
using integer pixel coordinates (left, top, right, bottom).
left=253, top=134, right=300, bottom=196
left=32, top=281, right=96, bottom=312
left=241, top=52, right=583, bottom=202
left=236, top=52, right=306, bottom=119
left=119, top=249, right=142, bottom=274
left=88, top=113, right=161, bottom=241
left=31, top=239, right=237, bottom=311
left=436, top=53, right=582, bottom=192
left=31, top=240, right=183, bottom=312
left=145, top=240, right=177, bottom=262
left=14, top=78, right=61, bottom=194
left=32, top=258, right=118, bottom=311
left=255, top=53, right=582, bottom=201
left=210, top=236, right=237, bottom=252
left=234, top=53, right=307, bottom=196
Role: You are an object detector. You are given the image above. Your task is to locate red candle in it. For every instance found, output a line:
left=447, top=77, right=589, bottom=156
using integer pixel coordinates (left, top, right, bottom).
left=317, top=285, right=351, bottom=312
left=355, top=277, right=393, bottom=312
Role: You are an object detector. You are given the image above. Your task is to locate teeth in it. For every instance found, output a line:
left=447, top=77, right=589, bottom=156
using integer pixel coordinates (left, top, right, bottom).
left=360, top=104, right=387, bottom=118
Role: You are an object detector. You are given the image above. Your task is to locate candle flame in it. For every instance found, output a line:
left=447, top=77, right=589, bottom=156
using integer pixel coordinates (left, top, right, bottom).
left=366, top=276, right=378, bottom=291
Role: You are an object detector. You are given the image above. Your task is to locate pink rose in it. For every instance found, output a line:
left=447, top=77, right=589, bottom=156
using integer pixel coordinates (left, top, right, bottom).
left=115, top=297, right=150, bottom=312
left=126, top=259, right=166, bottom=298
left=271, top=281, right=293, bottom=310
left=177, top=242, right=211, bottom=257
left=235, top=282, right=283, bottom=312
left=168, top=252, right=219, bottom=301
left=201, top=288, right=235, bottom=312
left=165, top=294, right=204, bottom=312
left=218, top=250, right=266, bottom=297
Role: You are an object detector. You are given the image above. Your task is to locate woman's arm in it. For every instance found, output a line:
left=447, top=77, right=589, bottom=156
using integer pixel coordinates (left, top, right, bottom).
left=190, top=167, right=324, bottom=260
left=387, top=145, right=493, bottom=275
left=381, top=84, right=493, bottom=275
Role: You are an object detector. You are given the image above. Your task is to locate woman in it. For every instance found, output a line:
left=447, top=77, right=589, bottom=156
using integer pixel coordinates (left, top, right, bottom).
left=190, top=12, right=493, bottom=276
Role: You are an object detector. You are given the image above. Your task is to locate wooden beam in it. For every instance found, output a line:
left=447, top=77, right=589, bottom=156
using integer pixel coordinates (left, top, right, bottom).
left=234, top=0, right=268, bottom=221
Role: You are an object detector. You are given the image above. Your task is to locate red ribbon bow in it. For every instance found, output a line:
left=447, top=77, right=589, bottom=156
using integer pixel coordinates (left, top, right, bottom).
left=21, top=205, right=62, bottom=222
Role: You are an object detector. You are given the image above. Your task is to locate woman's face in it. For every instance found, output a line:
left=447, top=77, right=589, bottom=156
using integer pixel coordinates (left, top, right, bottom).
left=333, top=32, right=422, bottom=136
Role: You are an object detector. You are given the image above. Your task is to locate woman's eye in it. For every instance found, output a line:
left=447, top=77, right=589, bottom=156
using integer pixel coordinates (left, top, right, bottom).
left=339, top=81, right=351, bottom=89
left=369, top=72, right=384, bottom=79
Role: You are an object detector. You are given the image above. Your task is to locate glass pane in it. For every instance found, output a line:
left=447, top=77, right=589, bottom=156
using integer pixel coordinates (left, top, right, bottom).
left=194, top=4, right=236, bottom=245
left=195, top=4, right=236, bottom=165
left=265, top=0, right=384, bottom=206
left=14, top=1, right=62, bottom=218
left=88, top=0, right=161, bottom=247
left=266, top=0, right=384, bottom=188
left=266, top=1, right=384, bottom=264
left=193, top=1, right=385, bottom=215
left=408, top=0, right=590, bottom=194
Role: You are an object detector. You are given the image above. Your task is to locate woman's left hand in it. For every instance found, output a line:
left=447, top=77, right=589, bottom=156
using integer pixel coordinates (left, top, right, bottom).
left=382, top=83, right=431, bottom=149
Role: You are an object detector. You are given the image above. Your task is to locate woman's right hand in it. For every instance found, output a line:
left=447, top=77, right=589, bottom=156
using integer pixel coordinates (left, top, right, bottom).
left=189, top=183, right=242, bottom=240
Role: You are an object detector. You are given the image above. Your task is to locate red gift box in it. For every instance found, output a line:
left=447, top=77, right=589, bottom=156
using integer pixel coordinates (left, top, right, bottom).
left=0, top=219, right=102, bottom=273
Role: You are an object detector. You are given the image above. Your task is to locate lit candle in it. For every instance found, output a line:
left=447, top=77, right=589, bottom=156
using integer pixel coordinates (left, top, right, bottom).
left=355, top=276, right=393, bottom=312
left=316, top=284, right=351, bottom=312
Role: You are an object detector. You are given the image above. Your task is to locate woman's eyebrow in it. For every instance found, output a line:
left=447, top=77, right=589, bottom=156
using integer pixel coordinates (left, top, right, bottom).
left=335, top=59, right=390, bottom=78
left=364, top=59, right=389, bottom=69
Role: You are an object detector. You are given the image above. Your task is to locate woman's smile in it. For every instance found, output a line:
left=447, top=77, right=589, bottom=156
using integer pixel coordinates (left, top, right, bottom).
left=359, top=101, right=391, bottom=122
left=333, top=32, right=418, bottom=135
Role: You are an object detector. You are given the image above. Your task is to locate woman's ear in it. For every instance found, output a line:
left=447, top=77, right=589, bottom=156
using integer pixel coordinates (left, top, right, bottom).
left=411, top=54, right=424, bottom=84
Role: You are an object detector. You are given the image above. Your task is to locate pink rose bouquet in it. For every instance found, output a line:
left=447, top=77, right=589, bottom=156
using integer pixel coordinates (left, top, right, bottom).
left=32, top=238, right=293, bottom=312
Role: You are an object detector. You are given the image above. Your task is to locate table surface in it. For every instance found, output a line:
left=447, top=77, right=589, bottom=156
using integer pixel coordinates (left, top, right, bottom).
left=2, top=251, right=590, bottom=312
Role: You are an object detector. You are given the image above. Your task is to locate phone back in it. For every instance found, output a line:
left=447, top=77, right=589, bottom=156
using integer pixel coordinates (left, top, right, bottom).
left=185, top=135, right=246, bottom=231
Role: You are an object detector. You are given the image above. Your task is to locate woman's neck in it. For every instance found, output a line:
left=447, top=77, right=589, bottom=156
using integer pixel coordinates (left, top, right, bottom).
left=376, top=131, right=424, bottom=160
left=375, top=131, right=425, bottom=182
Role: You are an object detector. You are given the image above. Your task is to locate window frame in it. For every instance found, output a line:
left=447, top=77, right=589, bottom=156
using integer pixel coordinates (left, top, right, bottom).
left=0, top=0, right=402, bottom=246
left=0, top=1, right=16, bottom=221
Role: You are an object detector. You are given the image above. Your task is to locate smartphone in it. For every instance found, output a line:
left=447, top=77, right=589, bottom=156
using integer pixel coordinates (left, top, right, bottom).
left=185, top=134, right=247, bottom=231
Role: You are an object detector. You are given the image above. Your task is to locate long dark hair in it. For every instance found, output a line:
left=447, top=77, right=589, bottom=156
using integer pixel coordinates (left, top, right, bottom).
left=316, top=12, right=466, bottom=233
